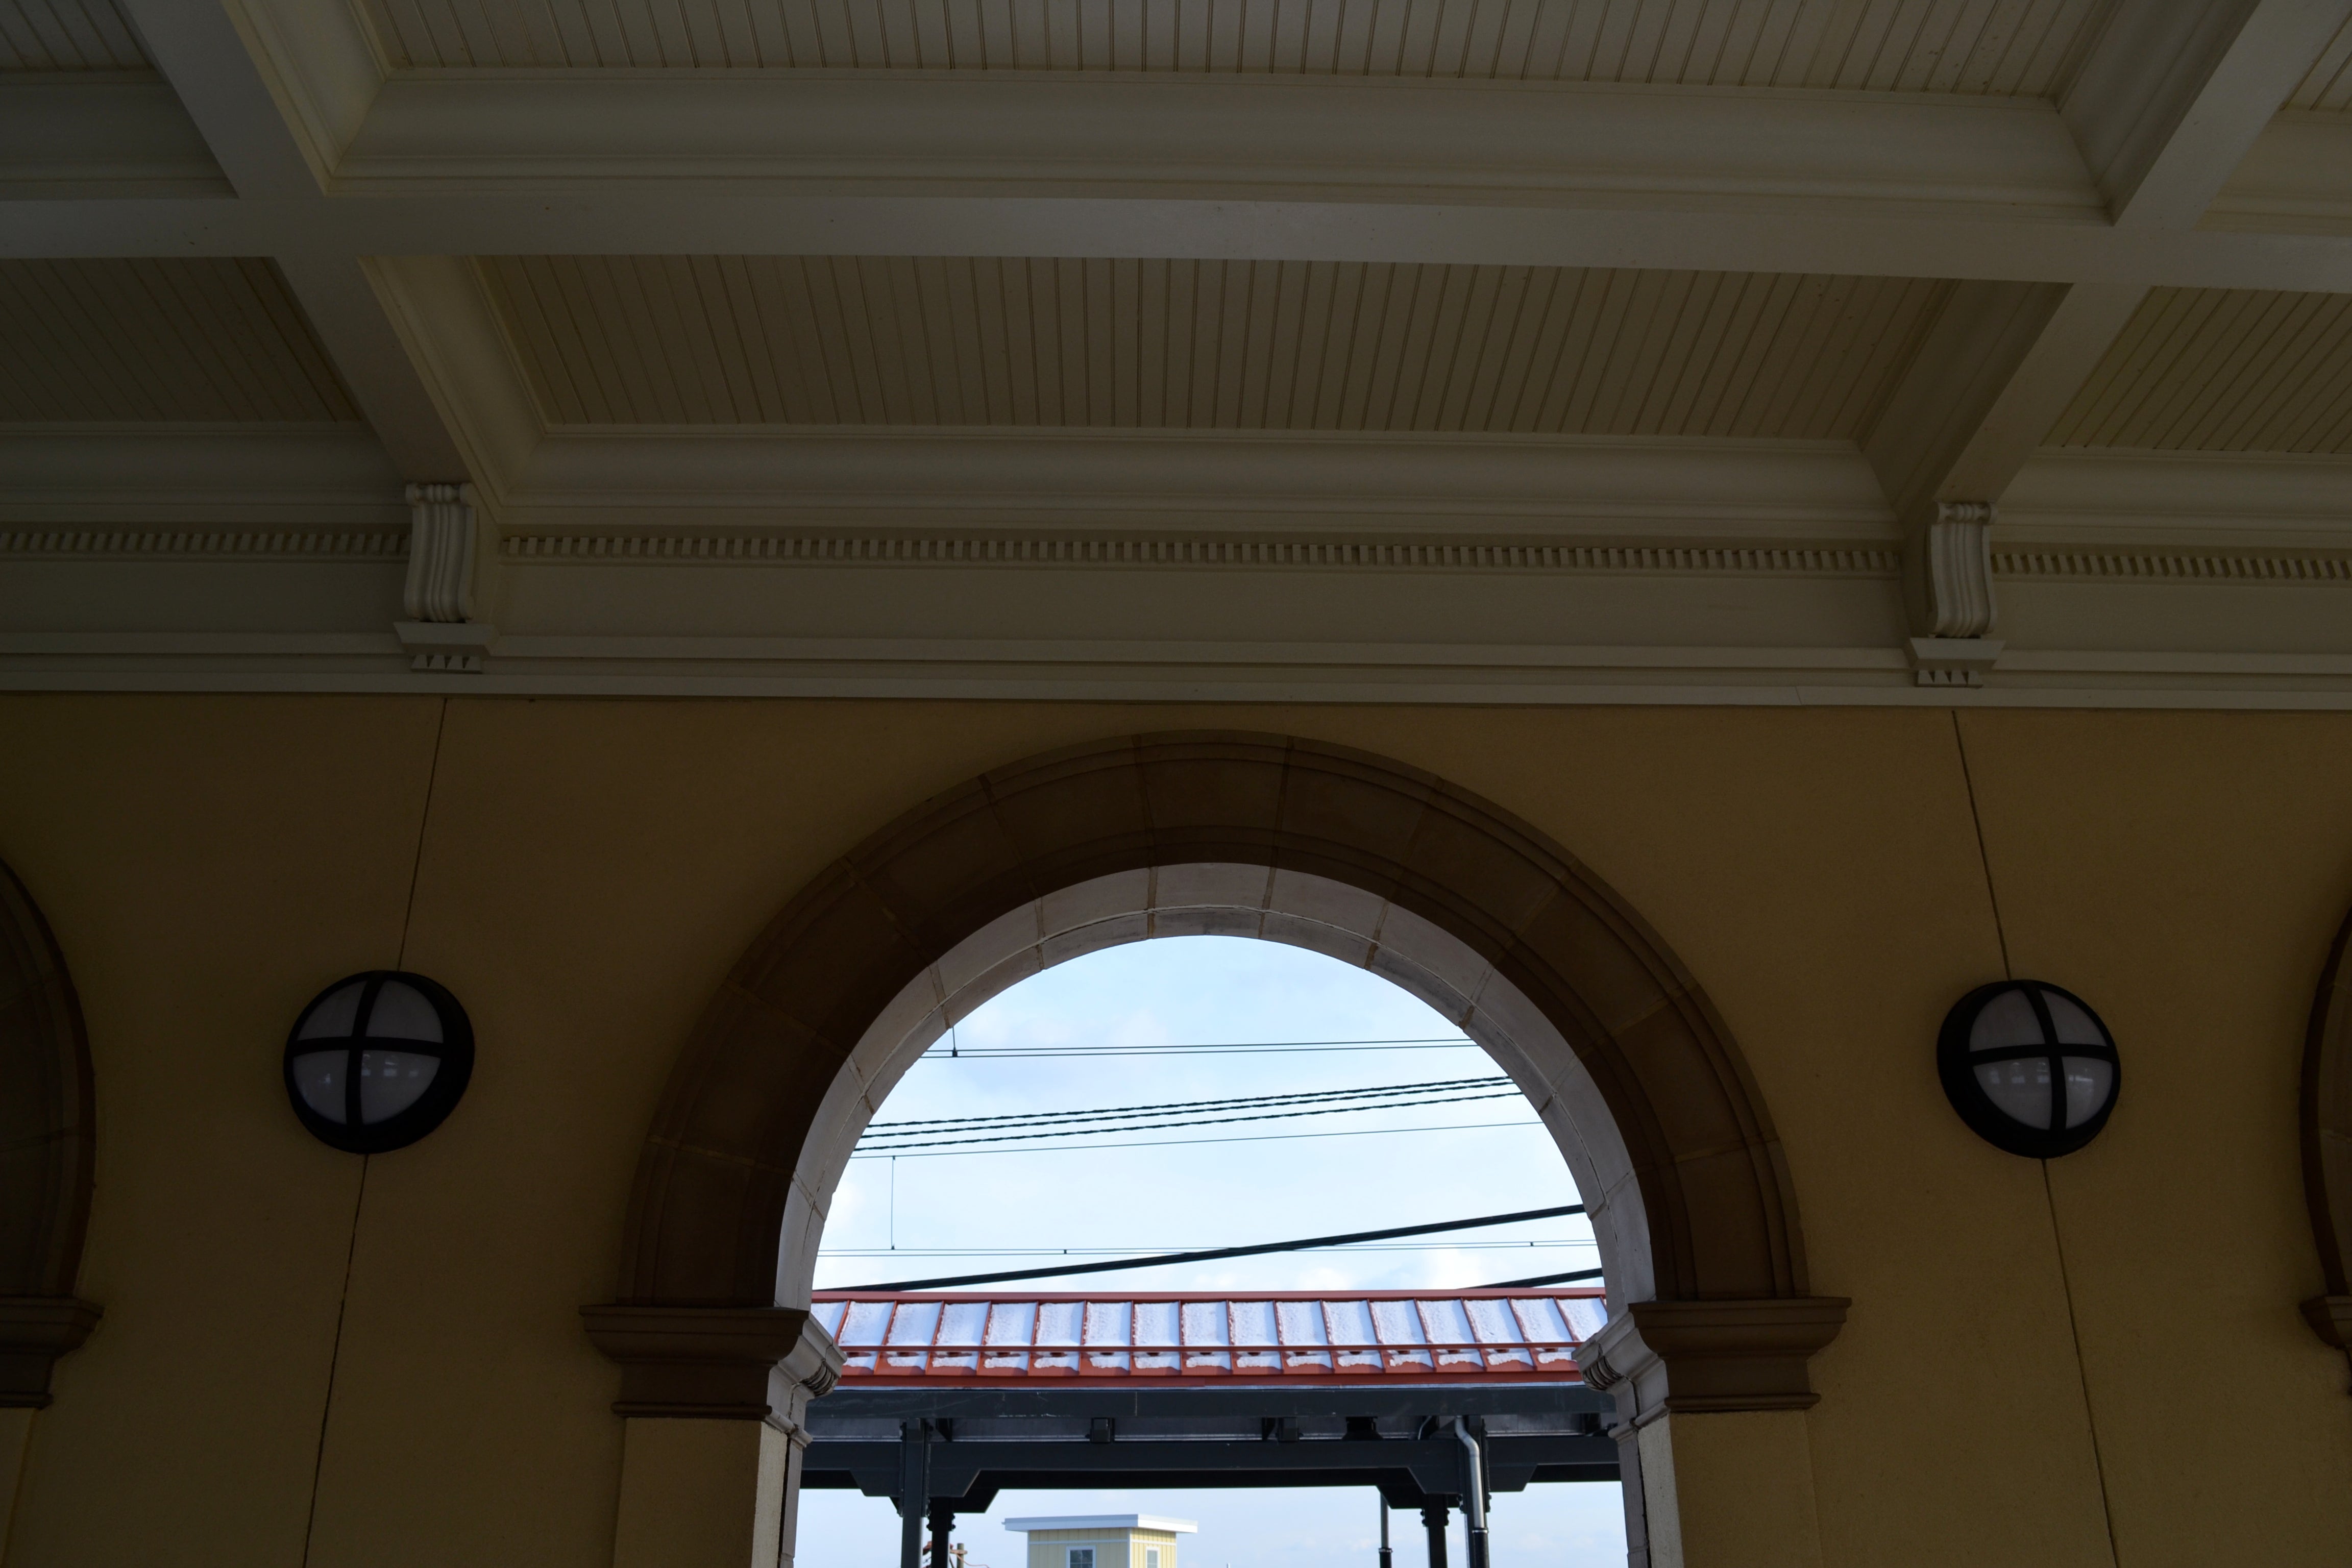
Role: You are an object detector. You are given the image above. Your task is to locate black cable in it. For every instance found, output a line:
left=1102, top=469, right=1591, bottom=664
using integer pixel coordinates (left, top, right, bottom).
left=835, top=1202, right=1585, bottom=1291
left=865, top=1075, right=1514, bottom=1133
left=854, top=1089, right=1525, bottom=1151
left=1476, top=1267, right=1606, bottom=1288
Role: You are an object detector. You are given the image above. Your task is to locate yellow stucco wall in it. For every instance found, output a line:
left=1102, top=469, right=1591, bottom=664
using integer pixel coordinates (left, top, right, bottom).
left=1, top=696, right=2348, bottom=1567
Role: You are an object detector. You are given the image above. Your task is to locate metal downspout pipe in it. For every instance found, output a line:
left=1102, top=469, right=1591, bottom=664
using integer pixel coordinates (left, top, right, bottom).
left=1455, top=1418, right=1490, bottom=1568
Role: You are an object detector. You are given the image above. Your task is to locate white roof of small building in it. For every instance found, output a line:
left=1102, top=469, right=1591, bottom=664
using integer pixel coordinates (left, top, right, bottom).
left=1004, top=1517, right=1198, bottom=1534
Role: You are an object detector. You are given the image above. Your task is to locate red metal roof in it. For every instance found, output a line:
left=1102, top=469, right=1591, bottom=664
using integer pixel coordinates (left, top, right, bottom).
left=811, top=1289, right=1606, bottom=1386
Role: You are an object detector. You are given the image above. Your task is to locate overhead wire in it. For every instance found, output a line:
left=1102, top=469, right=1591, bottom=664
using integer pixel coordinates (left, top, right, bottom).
left=868, top=1075, right=1513, bottom=1130
left=850, top=1117, right=1548, bottom=1159
left=836, top=1203, right=1586, bottom=1291
left=915, top=1036, right=1478, bottom=1060
left=856, top=1083, right=1524, bottom=1151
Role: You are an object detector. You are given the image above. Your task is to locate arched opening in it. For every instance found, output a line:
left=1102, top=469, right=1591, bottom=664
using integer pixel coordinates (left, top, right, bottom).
left=798, top=932, right=1622, bottom=1566
left=0, top=856, right=100, bottom=1410
left=588, top=733, right=1846, bottom=1568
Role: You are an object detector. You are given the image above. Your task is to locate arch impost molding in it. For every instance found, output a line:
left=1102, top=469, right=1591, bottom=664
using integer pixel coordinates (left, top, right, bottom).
left=2303, top=905, right=2352, bottom=1358
left=1577, top=1297, right=1851, bottom=1426
left=0, top=1297, right=103, bottom=1409
left=582, top=1305, right=844, bottom=1427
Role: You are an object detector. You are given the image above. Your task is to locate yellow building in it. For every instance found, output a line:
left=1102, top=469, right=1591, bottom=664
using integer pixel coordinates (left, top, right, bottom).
left=1007, top=1514, right=1196, bottom=1568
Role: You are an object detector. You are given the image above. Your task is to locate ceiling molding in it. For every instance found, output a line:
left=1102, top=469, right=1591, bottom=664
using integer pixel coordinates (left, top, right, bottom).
left=0, top=527, right=405, bottom=560
left=500, top=532, right=1901, bottom=576
left=1993, top=548, right=2352, bottom=582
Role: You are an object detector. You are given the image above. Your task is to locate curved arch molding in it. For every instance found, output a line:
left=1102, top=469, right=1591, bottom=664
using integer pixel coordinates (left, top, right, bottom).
left=586, top=734, right=1844, bottom=1420
left=0, top=860, right=100, bottom=1407
left=2305, top=906, right=2352, bottom=1355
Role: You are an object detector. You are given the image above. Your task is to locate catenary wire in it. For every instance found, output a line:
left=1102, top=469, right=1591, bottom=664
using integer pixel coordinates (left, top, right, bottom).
left=867, top=1075, right=1513, bottom=1130
left=850, top=1117, right=1548, bottom=1160
left=835, top=1203, right=1585, bottom=1291
left=820, top=1240, right=1599, bottom=1257
left=918, top=1037, right=1478, bottom=1060
left=854, top=1089, right=1525, bottom=1151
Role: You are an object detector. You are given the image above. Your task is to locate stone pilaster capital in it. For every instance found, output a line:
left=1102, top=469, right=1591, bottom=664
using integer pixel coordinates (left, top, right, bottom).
left=582, top=1304, right=843, bottom=1429
left=0, top=1296, right=103, bottom=1408
left=1578, top=1296, right=1849, bottom=1427
left=2302, top=1295, right=2352, bottom=1350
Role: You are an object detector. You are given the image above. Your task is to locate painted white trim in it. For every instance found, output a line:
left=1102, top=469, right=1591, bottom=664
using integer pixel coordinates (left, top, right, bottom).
left=1006, top=1517, right=1198, bottom=1534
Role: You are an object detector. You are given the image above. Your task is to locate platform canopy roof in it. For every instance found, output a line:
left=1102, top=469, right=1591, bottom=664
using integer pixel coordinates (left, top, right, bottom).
left=9, top=1, right=2352, bottom=704
left=812, top=1289, right=1606, bottom=1385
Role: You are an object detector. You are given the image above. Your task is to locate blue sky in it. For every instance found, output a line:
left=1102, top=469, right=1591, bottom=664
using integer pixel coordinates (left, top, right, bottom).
left=799, top=936, right=1624, bottom=1568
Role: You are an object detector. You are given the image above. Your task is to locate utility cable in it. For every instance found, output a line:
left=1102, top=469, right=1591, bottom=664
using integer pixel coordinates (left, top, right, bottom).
left=850, top=1116, right=1549, bottom=1160
left=866, top=1075, right=1513, bottom=1132
left=854, top=1089, right=1524, bottom=1151
left=917, top=1036, right=1477, bottom=1060
left=836, top=1203, right=1586, bottom=1291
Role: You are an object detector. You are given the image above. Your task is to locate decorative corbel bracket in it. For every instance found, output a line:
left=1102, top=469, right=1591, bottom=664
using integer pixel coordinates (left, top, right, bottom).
left=395, top=482, right=497, bottom=674
left=0, top=1297, right=103, bottom=1408
left=581, top=1304, right=844, bottom=1434
left=1577, top=1296, right=1850, bottom=1427
left=1909, top=502, right=2001, bottom=688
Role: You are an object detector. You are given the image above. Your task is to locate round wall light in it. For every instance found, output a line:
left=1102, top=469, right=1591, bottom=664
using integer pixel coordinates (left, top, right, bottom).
left=1938, top=981, right=2119, bottom=1159
left=285, top=971, right=473, bottom=1154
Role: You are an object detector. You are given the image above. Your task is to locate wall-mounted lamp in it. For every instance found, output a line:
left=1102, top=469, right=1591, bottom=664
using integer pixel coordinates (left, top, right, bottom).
left=1938, top=981, right=2120, bottom=1159
left=285, top=971, right=473, bottom=1154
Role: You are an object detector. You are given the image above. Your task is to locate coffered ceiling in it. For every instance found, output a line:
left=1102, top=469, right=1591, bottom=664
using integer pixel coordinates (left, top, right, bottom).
left=4, top=0, right=2351, bottom=703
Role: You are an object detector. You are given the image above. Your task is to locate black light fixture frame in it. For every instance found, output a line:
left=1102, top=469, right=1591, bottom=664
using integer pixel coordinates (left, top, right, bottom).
left=283, top=970, right=474, bottom=1154
left=1937, top=979, right=2120, bottom=1160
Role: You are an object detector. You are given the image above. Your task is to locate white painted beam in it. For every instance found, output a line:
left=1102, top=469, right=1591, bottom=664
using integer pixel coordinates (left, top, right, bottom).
left=6, top=193, right=2352, bottom=293
left=2063, top=0, right=2352, bottom=228
left=111, top=0, right=320, bottom=198
left=339, top=72, right=2101, bottom=223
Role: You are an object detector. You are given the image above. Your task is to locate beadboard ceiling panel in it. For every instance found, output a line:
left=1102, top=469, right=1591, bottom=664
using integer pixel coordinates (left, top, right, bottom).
left=481, top=255, right=1945, bottom=437
left=366, top=0, right=2106, bottom=91
left=2048, top=288, right=2352, bottom=453
left=0, top=259, right=359, bottom=422
left=0, top=0, right=145, bottom=68
left=2288, top=15, right=2352, bottom=111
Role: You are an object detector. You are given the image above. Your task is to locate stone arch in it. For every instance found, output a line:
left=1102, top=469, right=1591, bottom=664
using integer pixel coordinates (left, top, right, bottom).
left=591, top=734, right=1844, bottom=1428
left=2304, top=904, right=2352, bottom=1356
left=0, top=857, right=100, bottom=1407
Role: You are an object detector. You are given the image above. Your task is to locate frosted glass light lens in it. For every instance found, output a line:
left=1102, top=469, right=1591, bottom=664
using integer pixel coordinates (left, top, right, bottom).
left=2062, top=1057, right=2113, bottom=1128
left=2044, top=992, right=2105, bottom=1046
left=1969, top=988, right=2044, bottom=1051
left=292, top=1051, right=348, bottom=1122
left=366, top=981, right=444, bottom=1042
left=358, top=1050, right=439, bottom=1122
left=298, top=982, right=365, bottom=1041
left=1975, top=1056, right=2053, bottom=1128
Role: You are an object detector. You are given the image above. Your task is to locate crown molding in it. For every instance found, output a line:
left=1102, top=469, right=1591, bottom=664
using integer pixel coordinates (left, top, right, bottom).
left=502, top=533, right=1901, bottom=577
left=1, top=528, right=404, bottom=561
left=1994, top=549, right=2352, bottom=583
